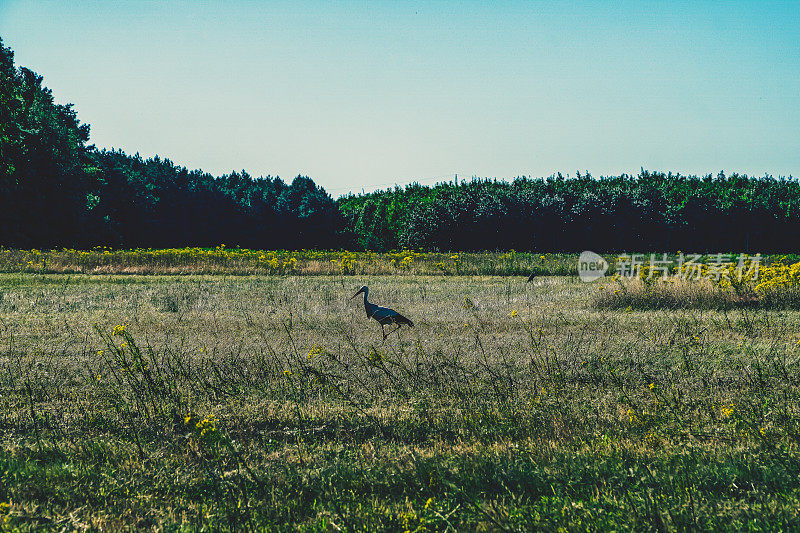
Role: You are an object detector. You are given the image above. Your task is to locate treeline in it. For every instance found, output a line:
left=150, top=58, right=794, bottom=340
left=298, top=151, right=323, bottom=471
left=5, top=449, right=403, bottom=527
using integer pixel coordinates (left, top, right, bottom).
left=92, top=151, right=338, bottom=249
left=0, top=38, right=339, bottom=249
left=3, top=37, right=799, bottom=253
left=338, top=172, right=800, bottom=252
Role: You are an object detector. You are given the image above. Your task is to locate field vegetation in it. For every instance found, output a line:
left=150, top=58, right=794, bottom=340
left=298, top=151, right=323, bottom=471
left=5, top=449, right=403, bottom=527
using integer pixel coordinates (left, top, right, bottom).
left=2, top=247, right=800, bottom=280
left=0, top=248, right=578, bottom=277
left=2, top=268, right=800, bottom=530
left=596, top=256, right=800, bottom=311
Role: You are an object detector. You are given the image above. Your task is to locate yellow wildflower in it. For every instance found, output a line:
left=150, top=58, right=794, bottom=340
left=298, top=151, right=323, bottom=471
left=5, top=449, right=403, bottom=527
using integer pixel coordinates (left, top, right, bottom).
left=307, top=344, right=325, bottom=359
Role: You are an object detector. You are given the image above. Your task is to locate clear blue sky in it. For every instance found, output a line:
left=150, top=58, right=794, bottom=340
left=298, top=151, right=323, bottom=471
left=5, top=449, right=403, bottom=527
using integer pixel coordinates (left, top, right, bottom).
left=1, top=0, right=798, bottom=195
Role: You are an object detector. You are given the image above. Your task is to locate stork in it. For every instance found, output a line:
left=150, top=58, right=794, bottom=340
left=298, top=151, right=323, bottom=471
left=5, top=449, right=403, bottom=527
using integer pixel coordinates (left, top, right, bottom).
left=351, top=286, right=414, bottom=340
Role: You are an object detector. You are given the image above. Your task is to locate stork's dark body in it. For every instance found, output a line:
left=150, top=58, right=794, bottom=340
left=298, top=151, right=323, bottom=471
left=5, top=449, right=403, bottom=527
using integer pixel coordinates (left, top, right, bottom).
left=352, top=286, right=413, bottom=339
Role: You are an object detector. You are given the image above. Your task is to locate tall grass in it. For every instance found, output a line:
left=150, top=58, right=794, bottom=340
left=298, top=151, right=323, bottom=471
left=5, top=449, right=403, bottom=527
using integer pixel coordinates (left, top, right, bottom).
left=1, top=274, right=799, bottom=530
left=595, top=258, right=800, bottom=310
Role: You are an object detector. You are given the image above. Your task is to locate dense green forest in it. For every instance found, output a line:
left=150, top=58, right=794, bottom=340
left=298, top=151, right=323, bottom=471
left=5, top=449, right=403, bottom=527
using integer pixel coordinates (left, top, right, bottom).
left=2, top=37, right=798, bottom=252
left=340, top=172, right=800, bottom=252
left=0, top=38, right=340, bottom=250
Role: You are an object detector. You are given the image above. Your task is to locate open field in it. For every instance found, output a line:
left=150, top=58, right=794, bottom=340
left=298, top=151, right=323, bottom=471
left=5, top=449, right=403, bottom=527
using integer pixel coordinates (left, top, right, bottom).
left=1, top=272, right=800, bottom=530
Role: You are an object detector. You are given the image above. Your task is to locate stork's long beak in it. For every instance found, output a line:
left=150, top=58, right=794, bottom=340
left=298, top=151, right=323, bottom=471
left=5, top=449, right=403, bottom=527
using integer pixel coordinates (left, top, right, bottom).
left=350, top=287, right=364, bottom=300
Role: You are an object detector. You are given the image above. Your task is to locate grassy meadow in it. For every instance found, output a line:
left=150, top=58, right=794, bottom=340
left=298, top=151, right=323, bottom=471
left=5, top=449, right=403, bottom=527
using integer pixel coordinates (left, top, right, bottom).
left=1, top=267, right=800, bottom=530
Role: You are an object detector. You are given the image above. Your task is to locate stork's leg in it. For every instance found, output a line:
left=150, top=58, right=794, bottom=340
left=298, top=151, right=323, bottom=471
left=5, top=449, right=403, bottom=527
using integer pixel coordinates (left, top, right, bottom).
left=381, top=324, right=387, bottom=340
left=386, top=324, right=402, bottom=338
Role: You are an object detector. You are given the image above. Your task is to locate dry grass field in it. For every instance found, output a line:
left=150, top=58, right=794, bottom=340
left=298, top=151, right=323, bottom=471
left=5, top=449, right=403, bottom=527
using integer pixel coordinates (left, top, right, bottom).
left=1, top=271, right=800, bottom=530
